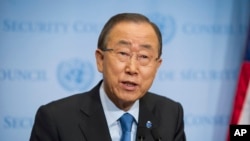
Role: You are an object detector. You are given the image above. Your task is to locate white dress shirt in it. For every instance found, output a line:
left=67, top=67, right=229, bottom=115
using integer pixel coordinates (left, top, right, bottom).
left=99, top=82, right=139, bottom=141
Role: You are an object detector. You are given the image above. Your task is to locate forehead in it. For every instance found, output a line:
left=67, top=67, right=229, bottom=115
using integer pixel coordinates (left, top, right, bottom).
left=107, top=21, right=159, bottom=50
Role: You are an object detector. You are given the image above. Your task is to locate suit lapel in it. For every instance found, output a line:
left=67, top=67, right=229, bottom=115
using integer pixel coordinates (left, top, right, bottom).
left=136, top=94, right=160, bottom=141
left=79, top=82, right=112, bottom=141
left=78, top=82, right=160, bottom=141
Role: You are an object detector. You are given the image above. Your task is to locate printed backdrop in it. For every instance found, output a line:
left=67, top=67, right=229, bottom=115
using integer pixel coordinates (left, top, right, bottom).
left=0, top=0, right=249, bottom=141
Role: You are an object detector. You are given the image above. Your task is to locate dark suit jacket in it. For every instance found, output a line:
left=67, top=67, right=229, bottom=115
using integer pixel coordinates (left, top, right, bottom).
left=30, top=81, right=186, bottom=141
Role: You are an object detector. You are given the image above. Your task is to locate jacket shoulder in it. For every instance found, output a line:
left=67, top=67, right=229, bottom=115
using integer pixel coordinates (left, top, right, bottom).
left=145, top=92, right=181, bottom=106
left=143, top=92, right=184, bottom=117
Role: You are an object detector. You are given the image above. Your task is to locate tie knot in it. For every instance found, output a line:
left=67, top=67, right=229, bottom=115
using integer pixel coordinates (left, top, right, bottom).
left=119, top=113, right=134, bottom=132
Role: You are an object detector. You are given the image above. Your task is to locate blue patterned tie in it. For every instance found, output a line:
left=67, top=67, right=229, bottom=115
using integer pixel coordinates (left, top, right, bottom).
left=119, top=113, right=134, bottom=141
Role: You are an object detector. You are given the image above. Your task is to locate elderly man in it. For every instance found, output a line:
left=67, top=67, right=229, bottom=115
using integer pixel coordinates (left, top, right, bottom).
left=30, top=13, right=186, bottom=141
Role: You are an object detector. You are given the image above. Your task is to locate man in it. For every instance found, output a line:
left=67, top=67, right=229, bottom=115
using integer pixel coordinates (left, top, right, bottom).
left=30, top=13, right=186, bottom=141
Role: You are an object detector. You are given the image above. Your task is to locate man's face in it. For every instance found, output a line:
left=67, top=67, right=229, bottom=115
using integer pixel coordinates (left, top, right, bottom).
left=95, top=21, right=162, bottom=110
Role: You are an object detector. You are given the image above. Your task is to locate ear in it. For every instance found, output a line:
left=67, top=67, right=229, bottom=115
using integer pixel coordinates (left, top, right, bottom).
left=156, top=58, right=162, bottom=69
left=95, top=49, right=104, bottom=73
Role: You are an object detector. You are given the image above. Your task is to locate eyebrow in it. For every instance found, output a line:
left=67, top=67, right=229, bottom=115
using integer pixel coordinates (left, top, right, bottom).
left=139, top=44, right=152, bottom=50
left=116, top=40, right=153, bottom=50
left=117, top=40, right=132, bottom=46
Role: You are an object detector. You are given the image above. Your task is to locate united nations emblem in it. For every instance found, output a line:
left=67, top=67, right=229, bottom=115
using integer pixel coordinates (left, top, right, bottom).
left=57, top=59, right=94, bottom=92
left=148, top=13, right=176, bottom=44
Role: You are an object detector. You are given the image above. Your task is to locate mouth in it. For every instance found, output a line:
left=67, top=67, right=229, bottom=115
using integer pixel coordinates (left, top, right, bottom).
left=121, top=81, right=138, bottom=91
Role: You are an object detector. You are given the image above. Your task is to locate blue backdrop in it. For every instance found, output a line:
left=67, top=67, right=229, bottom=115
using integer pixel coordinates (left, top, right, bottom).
left=0, top=0, right=250, bottom=141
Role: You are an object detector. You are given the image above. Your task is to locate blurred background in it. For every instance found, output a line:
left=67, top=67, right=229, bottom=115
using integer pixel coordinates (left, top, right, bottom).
left=0, top=0, right=250, bottom=141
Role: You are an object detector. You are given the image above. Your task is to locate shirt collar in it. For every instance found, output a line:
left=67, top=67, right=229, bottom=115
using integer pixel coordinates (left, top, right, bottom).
left=99, top=82, right=139, bottom=127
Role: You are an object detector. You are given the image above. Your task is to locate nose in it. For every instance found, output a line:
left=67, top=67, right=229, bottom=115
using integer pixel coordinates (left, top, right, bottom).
left=125, top=56, right=138, bottom=75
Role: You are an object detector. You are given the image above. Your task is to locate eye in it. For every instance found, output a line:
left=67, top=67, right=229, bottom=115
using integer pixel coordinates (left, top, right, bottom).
left=141, top=55, right=149, bottom=59
left=118, top=51, right=130, bottom=57
left=138, top=54, right=150, bottom=60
